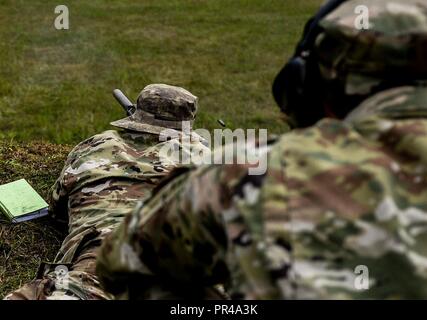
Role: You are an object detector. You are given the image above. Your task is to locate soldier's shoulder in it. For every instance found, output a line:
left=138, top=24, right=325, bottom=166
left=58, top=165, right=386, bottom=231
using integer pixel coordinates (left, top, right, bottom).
left=271, top=118, right=356, bottom=155
left=346, top=86, right=427, bottom=122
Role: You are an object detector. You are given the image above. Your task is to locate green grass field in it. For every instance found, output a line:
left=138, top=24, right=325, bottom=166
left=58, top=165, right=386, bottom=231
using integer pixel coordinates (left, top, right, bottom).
left=0, top=0, right=322, bottom=298
left=0, top=0, right=322, bottom=144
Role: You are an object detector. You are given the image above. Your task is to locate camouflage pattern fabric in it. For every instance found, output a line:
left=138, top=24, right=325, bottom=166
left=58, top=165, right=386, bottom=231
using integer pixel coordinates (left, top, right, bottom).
left=97, top=85, right=427, bottom=299
left=4, top=129, right=209, bottom=300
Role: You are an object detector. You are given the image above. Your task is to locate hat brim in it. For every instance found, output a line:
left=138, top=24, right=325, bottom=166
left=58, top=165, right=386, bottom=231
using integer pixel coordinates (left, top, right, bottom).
left=110, top=117, right=172, bottom=135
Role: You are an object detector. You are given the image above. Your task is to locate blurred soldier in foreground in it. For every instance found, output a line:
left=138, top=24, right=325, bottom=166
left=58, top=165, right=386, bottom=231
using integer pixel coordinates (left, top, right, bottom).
left=96, top=0, right=427, bottom=299
left=4, top=84, right=209, bottom=299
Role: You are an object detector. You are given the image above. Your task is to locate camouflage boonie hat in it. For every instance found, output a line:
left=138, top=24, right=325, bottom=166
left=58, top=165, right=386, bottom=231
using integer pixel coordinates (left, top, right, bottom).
left=111, top=84, right=198, bottom=135
left=315, top=0, right=427, bottom=96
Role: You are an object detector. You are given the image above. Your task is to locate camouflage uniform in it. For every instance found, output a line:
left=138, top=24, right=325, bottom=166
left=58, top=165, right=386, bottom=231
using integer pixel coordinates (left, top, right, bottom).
left=4, top=84, right=209, bottom=300
left=96, top=1, right=427, bottom=299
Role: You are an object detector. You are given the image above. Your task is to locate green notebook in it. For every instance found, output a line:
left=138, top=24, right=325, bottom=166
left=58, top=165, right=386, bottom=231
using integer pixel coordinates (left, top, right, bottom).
left=0, top=179, right=49, bottom=223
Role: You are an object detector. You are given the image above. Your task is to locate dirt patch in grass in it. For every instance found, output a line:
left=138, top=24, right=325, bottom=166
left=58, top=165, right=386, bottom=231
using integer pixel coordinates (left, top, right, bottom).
left=0, top=141, right=71, bottom=298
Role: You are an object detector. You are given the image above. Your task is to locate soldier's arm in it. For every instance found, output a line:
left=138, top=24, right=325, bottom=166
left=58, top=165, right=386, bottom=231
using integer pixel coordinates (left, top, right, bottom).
left=96, top=162, right=253, bottom=298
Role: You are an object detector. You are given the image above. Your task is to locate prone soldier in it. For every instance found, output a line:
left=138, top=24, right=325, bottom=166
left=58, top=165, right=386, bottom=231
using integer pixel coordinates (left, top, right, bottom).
left=4, top=84, right=210, bottom=300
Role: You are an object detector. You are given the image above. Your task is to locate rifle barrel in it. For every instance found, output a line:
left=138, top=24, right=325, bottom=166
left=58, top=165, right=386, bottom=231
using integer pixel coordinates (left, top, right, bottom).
left=113, top=89, right=135, bottom=116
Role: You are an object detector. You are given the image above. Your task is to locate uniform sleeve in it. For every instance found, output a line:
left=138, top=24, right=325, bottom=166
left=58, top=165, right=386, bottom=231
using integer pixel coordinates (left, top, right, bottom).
left=96, top=163, right=253, bottom=298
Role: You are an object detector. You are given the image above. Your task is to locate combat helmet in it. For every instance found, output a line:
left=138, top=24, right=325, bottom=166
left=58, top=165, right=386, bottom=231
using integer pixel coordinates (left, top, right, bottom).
left=273, top=0, right=427, bottom=126
left=111, top=84, right=198, bottom=135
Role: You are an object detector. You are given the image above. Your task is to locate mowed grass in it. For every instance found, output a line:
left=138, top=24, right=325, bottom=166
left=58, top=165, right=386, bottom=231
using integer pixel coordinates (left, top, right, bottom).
left=0, top=0, right=323, bottom=298
left=0, top=141, right=71, bottom=298
left=0, top=0, right=322, bottom=144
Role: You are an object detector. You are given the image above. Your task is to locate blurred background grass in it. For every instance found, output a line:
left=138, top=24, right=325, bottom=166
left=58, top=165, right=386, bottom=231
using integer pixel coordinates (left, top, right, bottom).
left=0, top=0, right=323, bottom=298
left=0, top=0, right=322, bottom=144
